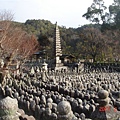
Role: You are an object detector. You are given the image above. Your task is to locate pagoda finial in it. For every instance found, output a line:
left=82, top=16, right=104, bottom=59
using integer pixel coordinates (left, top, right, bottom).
left=55, top=22, right=58, bottom=29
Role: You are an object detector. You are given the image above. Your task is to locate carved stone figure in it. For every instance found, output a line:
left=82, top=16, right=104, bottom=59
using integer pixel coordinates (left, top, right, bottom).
left=91, top=90, right=120, bottom=120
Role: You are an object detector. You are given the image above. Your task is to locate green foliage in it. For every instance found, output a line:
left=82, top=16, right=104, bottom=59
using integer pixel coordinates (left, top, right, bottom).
left=83, top=0, right=120, bottom=31
left=23, top=19, right=55, bottom=36
left=37, top=35, right=50, bottom=47
left=82, top=0, right=108, bottom=24
left=13, top=19, right=120, bottom=62
left=22, top=19, right=80, bottom=58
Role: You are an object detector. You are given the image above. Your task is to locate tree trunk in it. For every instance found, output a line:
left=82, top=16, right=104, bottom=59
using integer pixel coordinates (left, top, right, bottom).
left=92, top=54, right=97, bottom=63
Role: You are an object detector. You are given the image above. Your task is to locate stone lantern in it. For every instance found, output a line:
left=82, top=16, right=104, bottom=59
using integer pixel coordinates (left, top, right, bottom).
left=41, top=62, right=49, bottom=81
left=42, top=62, right=48, bottom=72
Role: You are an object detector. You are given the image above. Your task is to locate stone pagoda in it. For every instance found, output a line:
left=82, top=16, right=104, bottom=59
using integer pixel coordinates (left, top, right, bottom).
left=53, top=22, right=64, bottom=70
left=51, top=22, right=67, bottom=71
left=54, top=22, right=62, bottom=66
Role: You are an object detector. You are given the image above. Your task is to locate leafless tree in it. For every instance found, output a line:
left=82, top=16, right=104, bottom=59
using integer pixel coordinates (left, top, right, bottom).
left=80, top=27, right=106, bottom=62
left=103, top=29, right=120, bottom=61
left=0, top=10, right=39, bottom=85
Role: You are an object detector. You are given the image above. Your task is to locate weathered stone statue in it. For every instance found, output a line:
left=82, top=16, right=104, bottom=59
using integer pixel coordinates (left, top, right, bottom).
left=0, top=59, right=20, bottom=86
left=57, top=101, right=78, bottom=120
left=41, top=62, right=49, bottom=81
left=0, top=96, right=19, bottom=120
left=91, top=90, right=120, bottom=120
left=30, top=67, right=35, bottom=76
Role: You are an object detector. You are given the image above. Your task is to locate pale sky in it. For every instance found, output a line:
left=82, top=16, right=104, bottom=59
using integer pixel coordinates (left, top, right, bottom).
left=0, top=0, right=113, bottom=28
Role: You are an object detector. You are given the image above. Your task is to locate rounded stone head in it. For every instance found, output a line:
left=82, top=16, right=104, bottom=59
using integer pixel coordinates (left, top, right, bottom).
left=98, top=90, right=110, bottom=106
left=57, top=101, right=71, bottom=115
left=98, top=90, right=109, bottom=99
left=0, top=97, right=19, bottom=120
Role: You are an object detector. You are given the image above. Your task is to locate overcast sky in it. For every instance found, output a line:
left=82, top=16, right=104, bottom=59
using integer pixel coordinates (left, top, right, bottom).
left=0, top=0, right=113, bottom=28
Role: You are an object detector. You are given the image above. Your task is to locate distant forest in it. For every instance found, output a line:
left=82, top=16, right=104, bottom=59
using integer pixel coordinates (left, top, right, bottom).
left=14, top=0, right=120, bottom=63
left=17, top=20, right=100, bottom=61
